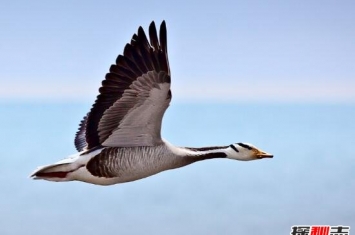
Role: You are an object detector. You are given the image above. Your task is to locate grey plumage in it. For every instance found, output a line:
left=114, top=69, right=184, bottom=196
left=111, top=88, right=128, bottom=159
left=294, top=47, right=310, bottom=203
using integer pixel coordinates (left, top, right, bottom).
left=85, top=144, right=229, bottom=183
left=86, top=145, right=193, bottom=182
left=99, top=71, right=171, bottom=147
left=79, top=21, right=170, bottom=150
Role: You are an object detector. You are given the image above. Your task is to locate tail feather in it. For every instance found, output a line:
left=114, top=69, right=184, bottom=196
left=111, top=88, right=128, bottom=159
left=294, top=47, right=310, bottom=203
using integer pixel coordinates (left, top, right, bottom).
left=30, top=157, right=80, bottom=182
left=34, top=170, right=70, bottom=179
left=31, top=148, right=103, bottom=183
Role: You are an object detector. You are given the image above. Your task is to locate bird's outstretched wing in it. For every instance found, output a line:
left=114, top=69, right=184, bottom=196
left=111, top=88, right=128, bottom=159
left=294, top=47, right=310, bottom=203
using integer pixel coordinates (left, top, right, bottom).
left=74, top=21, right=170, bottom=151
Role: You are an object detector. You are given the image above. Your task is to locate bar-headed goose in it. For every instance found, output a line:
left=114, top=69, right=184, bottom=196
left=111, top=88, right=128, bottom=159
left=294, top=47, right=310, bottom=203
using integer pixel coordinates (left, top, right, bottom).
left=31, top=21, right=273, bottom=185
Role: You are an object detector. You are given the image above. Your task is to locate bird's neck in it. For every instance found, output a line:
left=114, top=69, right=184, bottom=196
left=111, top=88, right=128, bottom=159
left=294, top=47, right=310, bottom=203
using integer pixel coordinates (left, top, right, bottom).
left=164, top=141, right=229, bottom=161
left=184, top=146, right=229, bottom=161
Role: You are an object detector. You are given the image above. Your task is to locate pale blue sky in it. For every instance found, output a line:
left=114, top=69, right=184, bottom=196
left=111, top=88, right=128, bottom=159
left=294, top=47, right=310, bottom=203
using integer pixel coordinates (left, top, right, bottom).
left=1, top=0, right=354, bottom=103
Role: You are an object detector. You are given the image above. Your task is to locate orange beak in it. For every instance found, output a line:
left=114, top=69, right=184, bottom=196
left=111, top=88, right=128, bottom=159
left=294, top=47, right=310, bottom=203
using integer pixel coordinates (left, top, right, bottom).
left=256, top=151, right=274, bottom=159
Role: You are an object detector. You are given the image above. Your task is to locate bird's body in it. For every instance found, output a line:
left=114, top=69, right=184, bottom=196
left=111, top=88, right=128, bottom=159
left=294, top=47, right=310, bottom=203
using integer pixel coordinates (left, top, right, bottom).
left=31, top=21, right=273, bottom=185
left=32, top=141, right=248, bottom=185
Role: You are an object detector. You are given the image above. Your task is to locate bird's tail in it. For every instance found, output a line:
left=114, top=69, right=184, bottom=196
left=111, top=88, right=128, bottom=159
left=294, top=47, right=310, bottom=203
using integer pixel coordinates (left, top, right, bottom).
left=30, top=156, right=80, bottom=182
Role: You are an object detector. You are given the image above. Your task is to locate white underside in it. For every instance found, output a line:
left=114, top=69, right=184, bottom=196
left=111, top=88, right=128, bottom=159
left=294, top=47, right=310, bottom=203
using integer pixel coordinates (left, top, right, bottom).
left=30, top=148, right=121, bottom=185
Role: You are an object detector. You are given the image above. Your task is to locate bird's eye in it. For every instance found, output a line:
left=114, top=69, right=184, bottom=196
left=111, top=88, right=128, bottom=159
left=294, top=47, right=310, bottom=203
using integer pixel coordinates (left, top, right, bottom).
left=237, top=143, right=252, bottom=150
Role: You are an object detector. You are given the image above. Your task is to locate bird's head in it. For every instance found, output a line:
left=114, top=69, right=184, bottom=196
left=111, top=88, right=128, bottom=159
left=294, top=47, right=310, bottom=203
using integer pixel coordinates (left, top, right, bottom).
left=226, top=143, right=273, bottom=161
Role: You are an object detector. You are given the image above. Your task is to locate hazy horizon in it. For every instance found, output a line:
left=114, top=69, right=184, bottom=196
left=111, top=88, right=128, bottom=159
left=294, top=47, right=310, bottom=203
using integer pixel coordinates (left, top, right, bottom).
left=1, top=0, right=354, bottom=103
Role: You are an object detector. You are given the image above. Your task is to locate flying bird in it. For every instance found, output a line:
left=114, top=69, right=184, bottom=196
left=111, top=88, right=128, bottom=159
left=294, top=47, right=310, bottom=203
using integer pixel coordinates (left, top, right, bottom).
left=31, top=21, right=273, bottom=185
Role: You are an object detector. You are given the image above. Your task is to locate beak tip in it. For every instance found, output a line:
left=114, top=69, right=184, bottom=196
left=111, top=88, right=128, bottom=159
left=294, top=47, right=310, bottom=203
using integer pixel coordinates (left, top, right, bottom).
left=258, top=153, right=274, bottom=159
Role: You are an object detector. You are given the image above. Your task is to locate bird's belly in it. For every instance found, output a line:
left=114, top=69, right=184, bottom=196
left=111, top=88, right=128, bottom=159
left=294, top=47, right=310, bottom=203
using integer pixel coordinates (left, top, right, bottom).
left=72, top=159, right=182, bottom=185
left=71, top=167, right=163, bottom=185
left=70, top=146, right=190, bottom=185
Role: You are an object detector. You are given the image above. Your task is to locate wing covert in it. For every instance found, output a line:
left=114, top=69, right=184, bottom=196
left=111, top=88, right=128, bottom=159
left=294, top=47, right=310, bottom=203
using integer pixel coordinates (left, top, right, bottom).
left=99, top=71, right=171, bottom=147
